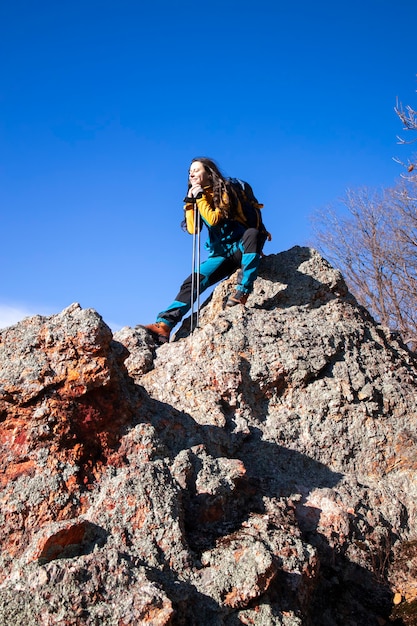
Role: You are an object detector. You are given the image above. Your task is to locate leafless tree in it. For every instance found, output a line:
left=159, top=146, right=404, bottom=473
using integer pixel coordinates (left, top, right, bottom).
left=311, top=180, right=417, bottom=350
left=311, top=85, right=417, bottom=350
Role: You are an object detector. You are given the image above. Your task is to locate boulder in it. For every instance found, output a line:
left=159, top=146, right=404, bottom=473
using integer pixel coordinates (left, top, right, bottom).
left=0, top=248, right=416, bottom=625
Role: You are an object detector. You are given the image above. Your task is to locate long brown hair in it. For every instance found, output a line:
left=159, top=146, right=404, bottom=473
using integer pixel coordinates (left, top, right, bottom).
left=189, top=157, right=232, bottom=217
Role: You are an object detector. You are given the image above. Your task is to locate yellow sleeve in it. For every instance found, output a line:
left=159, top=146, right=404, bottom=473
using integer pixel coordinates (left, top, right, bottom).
left=184, top=203, right=200, bottom=234
left=183, top=187, right=225, bottom=233
left=195, top=187, right=225, bottom=226
left=195, top=196, right=223, bottom=226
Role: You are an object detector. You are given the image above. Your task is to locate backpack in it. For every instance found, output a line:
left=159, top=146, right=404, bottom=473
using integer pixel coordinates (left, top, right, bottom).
left=227, top=178, right=267, bottom=234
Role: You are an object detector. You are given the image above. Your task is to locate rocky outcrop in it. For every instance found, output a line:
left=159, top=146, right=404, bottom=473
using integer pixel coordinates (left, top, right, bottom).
left=0, top=247, right=416, bottom=625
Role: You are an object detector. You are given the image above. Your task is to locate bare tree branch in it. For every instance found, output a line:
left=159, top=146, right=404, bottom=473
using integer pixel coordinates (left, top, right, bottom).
left=395, top=85, right=417, bottom=180
left=395, top=98, right=417, bottom=135
left=310, top=181, right=417, bottom=350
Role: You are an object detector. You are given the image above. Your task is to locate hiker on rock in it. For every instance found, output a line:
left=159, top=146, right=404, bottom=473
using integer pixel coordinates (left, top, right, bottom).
left=143, top=157, right=271, bottom=344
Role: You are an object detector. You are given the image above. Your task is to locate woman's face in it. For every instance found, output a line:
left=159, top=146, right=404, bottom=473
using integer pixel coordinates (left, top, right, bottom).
left=189, top=161, right=210, bottom=187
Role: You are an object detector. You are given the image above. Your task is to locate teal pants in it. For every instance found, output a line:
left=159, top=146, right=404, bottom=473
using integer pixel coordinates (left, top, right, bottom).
left=157, top=228, right=262, bottom=329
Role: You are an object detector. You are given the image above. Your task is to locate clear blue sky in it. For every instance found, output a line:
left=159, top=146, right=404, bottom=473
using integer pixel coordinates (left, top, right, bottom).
left=1, top=0, right=416, bottom=331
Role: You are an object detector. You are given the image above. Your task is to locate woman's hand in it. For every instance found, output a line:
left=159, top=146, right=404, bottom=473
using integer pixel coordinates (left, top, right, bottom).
left=189, top=184, right=204, bottom=197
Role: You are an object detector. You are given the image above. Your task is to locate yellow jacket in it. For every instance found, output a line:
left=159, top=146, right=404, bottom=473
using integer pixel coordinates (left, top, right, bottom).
left=184, top=187, right=227, bottom=233
left=183, top=186, right=249, bottom=256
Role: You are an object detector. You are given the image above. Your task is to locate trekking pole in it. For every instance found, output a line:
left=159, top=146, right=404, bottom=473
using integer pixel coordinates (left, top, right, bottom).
left=195, top=205, right=201, bottom=329
left=190, top=203, right=201, bottom=334
left=190, top=209, right=196, bottom=334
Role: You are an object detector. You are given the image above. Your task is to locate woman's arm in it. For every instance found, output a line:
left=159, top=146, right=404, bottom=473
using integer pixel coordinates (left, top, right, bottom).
left=184, top=202, right=201, bottom=234
left=195, top=189, right=223, bottom=226
left=183, top=187, right=224, bottom=233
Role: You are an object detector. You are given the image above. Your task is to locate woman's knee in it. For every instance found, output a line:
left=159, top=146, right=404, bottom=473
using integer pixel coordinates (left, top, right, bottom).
left=241, top=228, right=259, bottom=253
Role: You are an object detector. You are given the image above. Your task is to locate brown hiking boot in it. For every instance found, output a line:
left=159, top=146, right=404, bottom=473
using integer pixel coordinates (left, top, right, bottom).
left=142, top=322, right=171, bottom=344
left=226, top=290, right=249, bottom=307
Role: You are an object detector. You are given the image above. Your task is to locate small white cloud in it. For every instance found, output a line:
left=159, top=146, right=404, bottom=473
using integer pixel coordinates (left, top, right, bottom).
left=0, top=305, right=45, bottom=330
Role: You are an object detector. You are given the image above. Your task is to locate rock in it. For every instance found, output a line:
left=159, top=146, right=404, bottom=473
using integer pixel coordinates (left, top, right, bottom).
left=0, top=248, right=416, bottom=624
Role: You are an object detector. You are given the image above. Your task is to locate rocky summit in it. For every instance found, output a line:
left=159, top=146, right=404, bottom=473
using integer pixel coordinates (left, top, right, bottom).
left=1, top=246, right=417, bottom=626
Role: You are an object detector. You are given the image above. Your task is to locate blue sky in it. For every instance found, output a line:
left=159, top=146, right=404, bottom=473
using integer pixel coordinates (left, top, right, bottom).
left=1, top=0, right=416, bottom=331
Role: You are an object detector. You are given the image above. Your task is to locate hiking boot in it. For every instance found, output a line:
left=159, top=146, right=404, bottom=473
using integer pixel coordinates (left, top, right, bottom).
left=142, top=322, right=171, bottom=344
left=226, top=290, right=249, bottom=307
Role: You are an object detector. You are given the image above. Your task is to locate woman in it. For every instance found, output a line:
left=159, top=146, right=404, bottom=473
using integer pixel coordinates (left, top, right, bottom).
left=143, top=157, right=271, bottom=344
